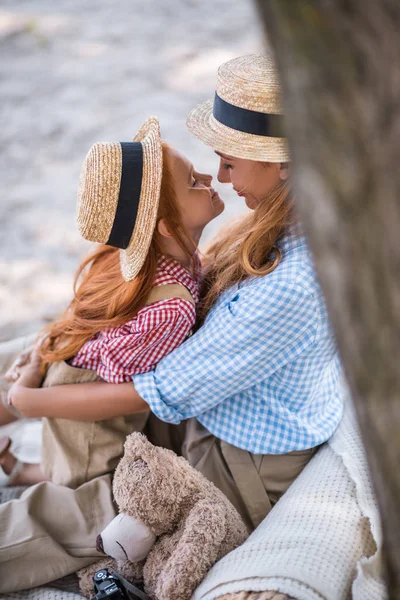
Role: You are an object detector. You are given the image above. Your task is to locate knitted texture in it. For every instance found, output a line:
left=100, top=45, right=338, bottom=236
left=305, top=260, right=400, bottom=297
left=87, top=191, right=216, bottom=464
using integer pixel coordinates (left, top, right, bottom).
left=1, top=586, right=82, bottom=600
left=195, top=393, right=387, bottom=600
left=0, top=484, right=26, bottom=503
left=217, top=594, right=293, bottom=600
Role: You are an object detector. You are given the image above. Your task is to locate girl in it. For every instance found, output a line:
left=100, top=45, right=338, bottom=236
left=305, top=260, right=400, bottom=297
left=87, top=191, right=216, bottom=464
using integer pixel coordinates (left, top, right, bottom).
left=0, top=116, right=224, bottom=488
left=0, top=55, right=343, bottom=592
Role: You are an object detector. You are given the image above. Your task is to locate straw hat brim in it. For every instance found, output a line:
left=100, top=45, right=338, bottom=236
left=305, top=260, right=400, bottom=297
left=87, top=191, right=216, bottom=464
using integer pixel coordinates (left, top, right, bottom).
left=186, top=99, right=290, bottom=163
left=119, top=116, right=163, bottom=281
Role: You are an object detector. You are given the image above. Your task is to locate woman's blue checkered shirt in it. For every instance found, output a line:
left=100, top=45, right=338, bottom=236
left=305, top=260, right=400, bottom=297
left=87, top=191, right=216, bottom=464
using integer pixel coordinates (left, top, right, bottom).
left=133, top=227, right=344, bottom=454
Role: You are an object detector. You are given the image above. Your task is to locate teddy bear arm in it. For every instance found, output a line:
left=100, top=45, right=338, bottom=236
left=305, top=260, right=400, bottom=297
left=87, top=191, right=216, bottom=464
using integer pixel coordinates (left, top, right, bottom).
left=154, top=499, right=227, bottom=600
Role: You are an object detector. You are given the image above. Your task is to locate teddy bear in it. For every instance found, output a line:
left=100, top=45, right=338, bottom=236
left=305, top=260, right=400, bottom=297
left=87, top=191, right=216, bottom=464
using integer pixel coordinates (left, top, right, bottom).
left=78, top=432, right=249, bottom=600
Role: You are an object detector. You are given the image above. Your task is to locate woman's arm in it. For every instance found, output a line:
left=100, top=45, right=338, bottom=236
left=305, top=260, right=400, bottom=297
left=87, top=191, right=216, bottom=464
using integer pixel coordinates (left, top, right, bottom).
left=10, top=374, right=149, bottom=421
left=133, top=279, right=320, bottom=423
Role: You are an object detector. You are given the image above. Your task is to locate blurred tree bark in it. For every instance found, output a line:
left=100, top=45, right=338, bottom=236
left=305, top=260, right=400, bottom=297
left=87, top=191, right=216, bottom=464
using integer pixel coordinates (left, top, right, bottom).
left=255, top=0, right=400, bottom=596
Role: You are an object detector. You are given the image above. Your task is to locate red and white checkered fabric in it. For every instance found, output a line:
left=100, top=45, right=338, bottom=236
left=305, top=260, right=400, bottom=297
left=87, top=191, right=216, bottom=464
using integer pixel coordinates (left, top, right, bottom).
left=70, top=255, right=199, bottom=383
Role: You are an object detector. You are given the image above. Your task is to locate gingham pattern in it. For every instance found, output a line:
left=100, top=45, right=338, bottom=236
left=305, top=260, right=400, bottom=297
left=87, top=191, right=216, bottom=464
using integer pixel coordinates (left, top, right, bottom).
left=134, top=228, right=344, bottom=454
left=71, top=255, right=199, bottom=383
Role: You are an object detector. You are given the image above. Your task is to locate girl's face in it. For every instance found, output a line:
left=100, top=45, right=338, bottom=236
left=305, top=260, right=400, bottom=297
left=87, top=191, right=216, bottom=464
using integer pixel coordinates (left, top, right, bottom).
left=168, top=146, right=225, bottom=238
left=215, top=152, right=288, bottom=210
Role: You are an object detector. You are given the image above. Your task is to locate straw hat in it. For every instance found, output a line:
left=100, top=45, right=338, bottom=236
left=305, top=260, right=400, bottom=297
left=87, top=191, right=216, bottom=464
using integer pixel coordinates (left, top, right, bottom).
left=186, top=54, right=289, bottom=162
left=77, top=116, right=163, bottom=281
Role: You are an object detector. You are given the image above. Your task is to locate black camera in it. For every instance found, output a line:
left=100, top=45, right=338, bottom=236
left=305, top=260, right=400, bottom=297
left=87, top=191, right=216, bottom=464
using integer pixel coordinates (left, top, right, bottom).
left=91, top=568, right=149, bottom=600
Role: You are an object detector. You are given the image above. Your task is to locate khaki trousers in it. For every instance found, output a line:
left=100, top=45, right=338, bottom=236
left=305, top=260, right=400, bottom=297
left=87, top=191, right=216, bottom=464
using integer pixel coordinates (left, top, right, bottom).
left=41, top=361, right=148, bottom=488
left=0, top=412, right=318, bottom=592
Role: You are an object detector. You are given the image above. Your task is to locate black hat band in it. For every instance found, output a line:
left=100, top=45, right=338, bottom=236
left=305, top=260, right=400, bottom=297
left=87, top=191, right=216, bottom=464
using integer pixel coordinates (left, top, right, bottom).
left=213, top=93, right=285, bottom=138
left=106, top=142, right=143, bottom=250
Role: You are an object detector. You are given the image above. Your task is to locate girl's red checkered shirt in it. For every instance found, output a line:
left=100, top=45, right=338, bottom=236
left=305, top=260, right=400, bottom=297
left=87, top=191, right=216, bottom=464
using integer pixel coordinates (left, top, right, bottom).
left=70, top=255, right=199, bottom=383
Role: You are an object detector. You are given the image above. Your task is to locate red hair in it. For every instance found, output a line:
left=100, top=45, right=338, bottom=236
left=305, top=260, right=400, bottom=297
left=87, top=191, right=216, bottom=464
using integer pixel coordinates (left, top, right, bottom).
left=38, top=143, right=194, bottom=366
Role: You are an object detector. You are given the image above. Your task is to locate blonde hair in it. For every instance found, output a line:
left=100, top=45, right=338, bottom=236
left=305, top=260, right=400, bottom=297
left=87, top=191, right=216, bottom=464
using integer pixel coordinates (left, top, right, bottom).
left=199, top=178, right=293, bottom=321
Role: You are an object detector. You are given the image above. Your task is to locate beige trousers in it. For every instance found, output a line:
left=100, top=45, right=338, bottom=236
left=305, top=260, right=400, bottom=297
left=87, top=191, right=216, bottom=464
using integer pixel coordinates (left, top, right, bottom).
left=0, top=411, right=318, bottom=593
left=41, top=361, right=148, bottom=488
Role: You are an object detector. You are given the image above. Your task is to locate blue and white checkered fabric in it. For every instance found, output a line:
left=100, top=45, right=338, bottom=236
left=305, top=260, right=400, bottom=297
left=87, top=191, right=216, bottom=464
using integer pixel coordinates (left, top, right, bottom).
left=134, top=227, right=344, bottom=454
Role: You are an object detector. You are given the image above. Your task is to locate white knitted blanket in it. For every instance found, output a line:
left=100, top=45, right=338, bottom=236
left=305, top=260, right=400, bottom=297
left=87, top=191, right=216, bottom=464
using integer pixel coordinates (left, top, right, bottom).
left=2, top=592, right=78, bottom=600
left=193, top=395, right=388, bottom=600
left=1, top=577, right=82, bottom=600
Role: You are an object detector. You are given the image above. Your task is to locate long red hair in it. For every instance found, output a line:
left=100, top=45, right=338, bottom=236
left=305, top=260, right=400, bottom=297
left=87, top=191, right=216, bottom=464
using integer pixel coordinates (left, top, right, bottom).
left=38, top=143, right=194, bottom=366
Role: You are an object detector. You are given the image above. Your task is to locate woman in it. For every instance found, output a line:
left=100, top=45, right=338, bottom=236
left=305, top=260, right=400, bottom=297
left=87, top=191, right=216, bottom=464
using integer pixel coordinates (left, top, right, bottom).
left=0, top=54, right=343, bottom=593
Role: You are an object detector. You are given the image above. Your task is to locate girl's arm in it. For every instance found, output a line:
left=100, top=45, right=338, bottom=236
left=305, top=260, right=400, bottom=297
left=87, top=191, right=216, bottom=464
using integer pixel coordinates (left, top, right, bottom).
left=10, top=371, right=149, bottom=421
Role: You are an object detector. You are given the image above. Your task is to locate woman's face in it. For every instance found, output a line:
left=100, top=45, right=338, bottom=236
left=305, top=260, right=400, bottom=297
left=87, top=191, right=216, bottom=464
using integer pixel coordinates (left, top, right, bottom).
left=215, top=152, right=287, bottom=210
left=168, top=146, right=225, bottom=237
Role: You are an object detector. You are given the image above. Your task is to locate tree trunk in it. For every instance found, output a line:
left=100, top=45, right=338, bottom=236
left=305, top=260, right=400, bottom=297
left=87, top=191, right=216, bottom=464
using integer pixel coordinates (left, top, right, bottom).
left=255, top=0, right=400, bottom=595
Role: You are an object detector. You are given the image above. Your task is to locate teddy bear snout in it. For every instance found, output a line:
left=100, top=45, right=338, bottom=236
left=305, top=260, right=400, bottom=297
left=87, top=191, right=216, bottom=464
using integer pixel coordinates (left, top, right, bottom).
left=100, top=513, right=157, bottom=563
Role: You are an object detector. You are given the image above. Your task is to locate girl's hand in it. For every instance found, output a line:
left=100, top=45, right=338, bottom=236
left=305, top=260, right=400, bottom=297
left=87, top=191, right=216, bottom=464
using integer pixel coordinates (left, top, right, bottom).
left=25, top=348, right=44, bottom=375
left=7, top=351, right=45, bottom=418
left=15, top=349, right=44, bottom=389
left=5, top=347, right=34, bottom=383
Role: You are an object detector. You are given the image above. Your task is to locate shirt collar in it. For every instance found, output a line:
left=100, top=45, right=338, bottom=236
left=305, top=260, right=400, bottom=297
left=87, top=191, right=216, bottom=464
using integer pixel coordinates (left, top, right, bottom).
left=157, top=254, right=200, bottom=303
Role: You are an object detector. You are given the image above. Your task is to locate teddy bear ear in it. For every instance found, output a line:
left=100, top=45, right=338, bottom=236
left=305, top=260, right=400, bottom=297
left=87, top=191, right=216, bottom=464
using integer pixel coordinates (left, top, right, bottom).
left=123, top=432, right=153, bottom=459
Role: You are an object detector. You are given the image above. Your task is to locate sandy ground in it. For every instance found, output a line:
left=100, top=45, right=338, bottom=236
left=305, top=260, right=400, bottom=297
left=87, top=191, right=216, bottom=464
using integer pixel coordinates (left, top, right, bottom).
left=0, top=0, right=264, bottom=342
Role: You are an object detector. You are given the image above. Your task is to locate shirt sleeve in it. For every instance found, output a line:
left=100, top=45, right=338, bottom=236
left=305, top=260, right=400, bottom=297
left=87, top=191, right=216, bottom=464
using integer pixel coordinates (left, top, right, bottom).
left=96, top=299, right=195, bottom=383
left=133, top=279, right=320, bottom=423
